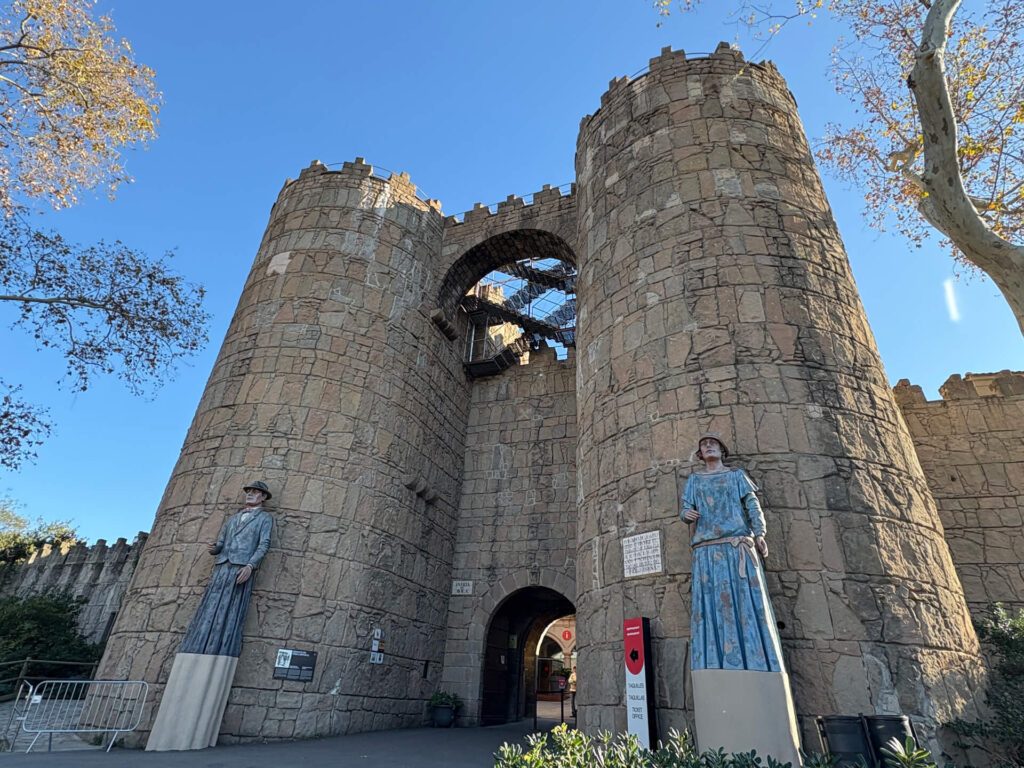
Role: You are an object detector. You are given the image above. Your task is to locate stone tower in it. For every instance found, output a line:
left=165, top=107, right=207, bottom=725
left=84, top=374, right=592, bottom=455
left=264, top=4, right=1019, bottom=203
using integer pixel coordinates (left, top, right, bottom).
left=97, top=160, right=470, bottom=741
left=573, top=45, right=984, bottom=746
left=96, top=44, right=990, bottom=752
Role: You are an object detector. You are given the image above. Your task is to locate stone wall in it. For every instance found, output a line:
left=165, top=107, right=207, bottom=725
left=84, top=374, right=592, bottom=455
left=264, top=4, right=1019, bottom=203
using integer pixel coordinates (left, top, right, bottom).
left=82, top=42, right=1003, bottom=752
left=895, top=371, right=1024, bottom=615
left=0, top=534, right=147, bottom=644
left=440, top=346, right=577, bottom=723
left=96, top=160, right=469, bottom=744
left=573, top=43, right=984, bottom=750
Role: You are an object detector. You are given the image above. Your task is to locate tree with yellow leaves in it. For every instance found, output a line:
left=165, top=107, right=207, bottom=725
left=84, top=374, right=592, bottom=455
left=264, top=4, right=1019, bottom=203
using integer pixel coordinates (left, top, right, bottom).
left=657, top=0, right=1024, bottom=337
left=0, top=0, right=207, bottom=470
left=0, top=0, right=159, bottom=210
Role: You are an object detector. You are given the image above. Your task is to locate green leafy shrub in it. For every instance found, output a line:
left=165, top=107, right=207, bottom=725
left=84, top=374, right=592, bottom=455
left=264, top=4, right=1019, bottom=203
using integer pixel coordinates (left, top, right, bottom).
left=0, top=506, right=78, bottom=564
left=946, top=604, right=1024, bottom=767
left=497, top=725, right=789, bottom=768
left=881, top=736, right=938, bottom=768
left=0, top=591, right=100, bottom=694
left=429, top=690, right=463, bottom=709
left=494, top=725, right=941, bottom=768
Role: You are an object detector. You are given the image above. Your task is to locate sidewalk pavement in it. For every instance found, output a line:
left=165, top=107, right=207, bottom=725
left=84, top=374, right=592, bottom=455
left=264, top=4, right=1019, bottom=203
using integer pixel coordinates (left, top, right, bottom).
left=0, top=719, right=551, bottom=768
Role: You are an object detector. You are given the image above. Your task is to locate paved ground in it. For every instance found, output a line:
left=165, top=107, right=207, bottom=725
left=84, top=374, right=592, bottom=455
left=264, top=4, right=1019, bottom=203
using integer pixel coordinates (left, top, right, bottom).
left=0, top=714, right=573, bottom=767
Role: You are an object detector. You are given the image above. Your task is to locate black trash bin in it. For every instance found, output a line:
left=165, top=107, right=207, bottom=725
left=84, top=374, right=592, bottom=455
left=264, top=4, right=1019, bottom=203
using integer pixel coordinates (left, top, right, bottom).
left=817, top=716, right=873, bottom=768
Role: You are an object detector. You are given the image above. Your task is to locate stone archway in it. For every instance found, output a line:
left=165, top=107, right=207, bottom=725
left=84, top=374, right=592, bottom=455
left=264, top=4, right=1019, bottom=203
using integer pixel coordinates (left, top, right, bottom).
left=434, top=229, right=578, bottom=323
left=478, top=585, right=575, bottom=726
left=441, top=568, right=576, bottom=727
left=432, top=229, right=579, bottom=374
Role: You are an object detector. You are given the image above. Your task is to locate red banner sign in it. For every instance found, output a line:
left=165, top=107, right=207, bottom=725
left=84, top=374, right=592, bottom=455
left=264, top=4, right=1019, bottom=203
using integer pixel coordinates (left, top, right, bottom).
left=623, top=617, right=655, bottom=749
left=623, top=618, right=645, bottom=676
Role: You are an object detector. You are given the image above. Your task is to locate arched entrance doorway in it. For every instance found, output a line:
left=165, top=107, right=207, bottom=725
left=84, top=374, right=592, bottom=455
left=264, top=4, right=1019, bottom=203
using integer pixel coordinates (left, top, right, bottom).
left=479, top=586, right=575, bottom=725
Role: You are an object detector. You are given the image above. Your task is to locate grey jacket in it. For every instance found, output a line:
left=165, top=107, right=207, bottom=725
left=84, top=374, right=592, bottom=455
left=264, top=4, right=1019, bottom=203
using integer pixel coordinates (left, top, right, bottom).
left=212, top=508, right=273, bottom=568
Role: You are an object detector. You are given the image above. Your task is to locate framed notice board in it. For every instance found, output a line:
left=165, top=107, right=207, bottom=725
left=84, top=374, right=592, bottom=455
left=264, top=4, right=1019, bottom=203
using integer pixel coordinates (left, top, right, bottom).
left=273, top=648, right=317, bottom=682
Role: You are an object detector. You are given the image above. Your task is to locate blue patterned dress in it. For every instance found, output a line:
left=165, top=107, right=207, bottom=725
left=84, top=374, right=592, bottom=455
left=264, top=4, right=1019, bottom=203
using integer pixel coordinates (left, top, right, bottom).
left=682, top=469, right=784, bottom=672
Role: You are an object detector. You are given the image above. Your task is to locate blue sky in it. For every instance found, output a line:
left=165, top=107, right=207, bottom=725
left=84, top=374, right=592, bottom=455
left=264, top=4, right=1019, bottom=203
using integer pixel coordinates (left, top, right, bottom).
left=2, top=2, right=1021, bottom=542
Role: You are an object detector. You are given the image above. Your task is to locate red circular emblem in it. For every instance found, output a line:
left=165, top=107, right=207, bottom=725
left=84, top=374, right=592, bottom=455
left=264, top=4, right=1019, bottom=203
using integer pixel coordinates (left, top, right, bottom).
left=561, top=630, right=573, bottom=641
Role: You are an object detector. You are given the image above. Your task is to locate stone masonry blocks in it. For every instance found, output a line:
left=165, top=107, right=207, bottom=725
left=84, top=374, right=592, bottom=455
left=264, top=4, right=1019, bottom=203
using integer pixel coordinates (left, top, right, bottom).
left=97, top=163, right=469, bottom=743
left=896, top=373, right=1024, bottom=615
left=440, top=349, right=577, bottom=725
left=81, top=44, right=1006, bottom=753
left=573, top=50, right=984, bottom=752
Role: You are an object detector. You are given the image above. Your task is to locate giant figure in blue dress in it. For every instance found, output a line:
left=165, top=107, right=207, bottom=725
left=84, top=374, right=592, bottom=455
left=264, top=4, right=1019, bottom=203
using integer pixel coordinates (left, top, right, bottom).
left=680, top=434, right=801, bottom=763
left=681, top=434, right=785, bottom=672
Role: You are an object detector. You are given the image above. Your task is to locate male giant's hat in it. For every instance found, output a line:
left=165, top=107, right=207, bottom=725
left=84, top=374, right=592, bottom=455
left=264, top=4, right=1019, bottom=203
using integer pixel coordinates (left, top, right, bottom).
left=694, top=432, right=730, bottom=460
left=243, top=480, right=272, bottom=500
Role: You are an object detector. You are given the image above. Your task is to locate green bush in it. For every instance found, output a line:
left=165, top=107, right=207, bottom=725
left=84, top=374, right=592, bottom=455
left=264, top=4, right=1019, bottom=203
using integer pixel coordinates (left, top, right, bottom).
left=429, top=690, right=463, bottom=709
left=496, top=725, right=783, bottom=768
left=881, top=736, right=940, bottom=768
left=946, top=604, right=1024, bottom=767
left=494, top=726, right=941, bottom=768
left=0, top=591, right=100, bottom=693
left=0, top=506, right=78, bottom=564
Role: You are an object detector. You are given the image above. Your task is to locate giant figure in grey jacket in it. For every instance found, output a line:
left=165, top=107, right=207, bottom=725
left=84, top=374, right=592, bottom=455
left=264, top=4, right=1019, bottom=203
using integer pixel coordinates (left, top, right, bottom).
left=180, top=481, right=274, bottom=657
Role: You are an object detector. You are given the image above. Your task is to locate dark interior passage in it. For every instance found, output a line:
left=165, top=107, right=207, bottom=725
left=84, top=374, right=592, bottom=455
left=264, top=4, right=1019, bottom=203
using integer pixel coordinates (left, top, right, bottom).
left=479, top=586, right=575, bottom=726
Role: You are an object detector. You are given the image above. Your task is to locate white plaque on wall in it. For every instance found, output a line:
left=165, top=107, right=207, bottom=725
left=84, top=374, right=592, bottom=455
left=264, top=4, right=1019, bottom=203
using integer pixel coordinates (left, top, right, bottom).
left=622, top=531, right=662, bottom=578
left=451, top=580, right=473, bottom=595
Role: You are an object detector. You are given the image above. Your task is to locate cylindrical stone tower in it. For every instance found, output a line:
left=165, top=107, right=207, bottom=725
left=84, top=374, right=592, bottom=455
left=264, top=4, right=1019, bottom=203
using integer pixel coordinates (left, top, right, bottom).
left=97, top=159, right=469, bottom=743
left=574, top=45, right=984, bottom=748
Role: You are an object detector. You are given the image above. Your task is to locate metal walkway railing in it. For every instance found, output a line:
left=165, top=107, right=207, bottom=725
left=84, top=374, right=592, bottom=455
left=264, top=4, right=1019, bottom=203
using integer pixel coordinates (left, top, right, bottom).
left=0, top=657, right=99, bottom=701
left=16, top=679, right=148, bottom=752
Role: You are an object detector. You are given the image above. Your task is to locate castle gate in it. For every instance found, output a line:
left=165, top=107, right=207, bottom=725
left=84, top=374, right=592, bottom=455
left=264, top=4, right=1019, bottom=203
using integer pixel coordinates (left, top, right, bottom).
left=94, top=44, right=989, bottom=752
left=479, top=585, right=575, bottom=726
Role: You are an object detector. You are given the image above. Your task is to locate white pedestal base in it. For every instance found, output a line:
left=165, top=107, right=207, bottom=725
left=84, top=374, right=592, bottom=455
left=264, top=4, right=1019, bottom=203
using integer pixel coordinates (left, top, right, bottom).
left=146, top=653, right=238, bottom=751
left=692, top=669, right=802, bottom=766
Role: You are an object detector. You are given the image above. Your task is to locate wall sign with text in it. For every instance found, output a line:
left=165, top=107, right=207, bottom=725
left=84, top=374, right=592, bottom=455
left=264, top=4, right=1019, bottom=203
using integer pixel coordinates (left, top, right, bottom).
left=273, top=648, right=317, bottom=682
left=622, top=531, right=662, bottom=578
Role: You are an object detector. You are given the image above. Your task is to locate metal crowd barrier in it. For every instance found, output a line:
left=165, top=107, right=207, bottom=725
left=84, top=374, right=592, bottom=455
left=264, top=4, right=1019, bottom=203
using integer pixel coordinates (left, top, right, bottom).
left=1, top=681, right=35, bottom=752
left=20, top=679, right=148, bottom=753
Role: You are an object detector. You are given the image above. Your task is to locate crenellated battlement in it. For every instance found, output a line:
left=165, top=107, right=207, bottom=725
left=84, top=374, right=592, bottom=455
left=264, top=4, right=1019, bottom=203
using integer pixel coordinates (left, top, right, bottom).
left=894, top=370, right=1024, bottom=405
left=895, top=372, right=1024, bottom=617
left=0, top=532, right=148, bottom=643
left=16, top=531, right=148, bottom=566
left=340, top=157, right=373, bottom=176
left=580, top=42, right=793, bottom=132
left=445, top=182, right=575, bottom=228
left=281, top=158, right=443, bottom=212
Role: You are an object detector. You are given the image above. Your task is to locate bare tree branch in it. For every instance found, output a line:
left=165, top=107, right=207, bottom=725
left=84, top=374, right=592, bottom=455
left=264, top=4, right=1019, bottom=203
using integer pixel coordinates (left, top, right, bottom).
left=910, top=0, right=1024, bottom=333
left=660, top=1, right=1024, bottom=335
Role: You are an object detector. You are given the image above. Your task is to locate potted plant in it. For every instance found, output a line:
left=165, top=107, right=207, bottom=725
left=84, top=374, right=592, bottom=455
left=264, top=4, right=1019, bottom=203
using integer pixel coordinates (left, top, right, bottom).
left=428, top=690, right=462, bottom=727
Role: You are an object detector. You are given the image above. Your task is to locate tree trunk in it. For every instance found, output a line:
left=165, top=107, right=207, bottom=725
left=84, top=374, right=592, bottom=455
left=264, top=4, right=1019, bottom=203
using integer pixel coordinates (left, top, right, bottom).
left=909, top=0, right=1024, bottom=336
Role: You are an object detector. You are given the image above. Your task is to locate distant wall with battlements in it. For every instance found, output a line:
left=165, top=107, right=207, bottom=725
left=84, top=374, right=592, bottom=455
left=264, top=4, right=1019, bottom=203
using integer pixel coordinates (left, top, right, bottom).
left=895, top=371, right=1024, bottom=615
left=0, top=533, right=148, bottom=644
